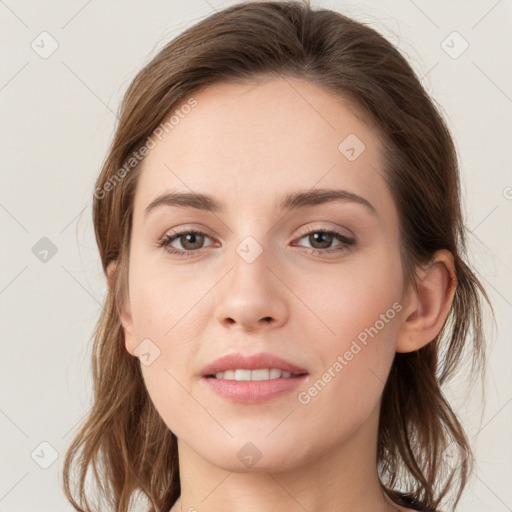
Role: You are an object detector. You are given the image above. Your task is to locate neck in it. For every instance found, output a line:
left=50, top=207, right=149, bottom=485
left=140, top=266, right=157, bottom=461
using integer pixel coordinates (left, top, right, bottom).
left=170, top=403, right=400, bottom=512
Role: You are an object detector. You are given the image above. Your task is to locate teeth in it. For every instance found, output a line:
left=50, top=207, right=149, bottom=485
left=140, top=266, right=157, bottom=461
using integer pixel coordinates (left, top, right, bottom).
left=235, top=369, right=251, bottom=381
left=213, top=368, right=295, bottom=380
left=249, top=369, right=269, bottom=381
left=269, top=368, right=282, bottom=379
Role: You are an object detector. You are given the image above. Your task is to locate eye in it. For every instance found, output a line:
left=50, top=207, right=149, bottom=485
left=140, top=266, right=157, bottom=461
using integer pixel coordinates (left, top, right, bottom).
left=293, top=227, right=355, bottom=255
left=158, top=230, right=216, bottom=257
left=158, top=227, right=355, bottom=257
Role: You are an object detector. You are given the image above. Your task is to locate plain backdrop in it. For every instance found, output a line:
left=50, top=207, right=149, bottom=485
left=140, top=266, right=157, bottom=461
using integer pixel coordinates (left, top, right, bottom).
left=1, top=0, right=511, bottom=511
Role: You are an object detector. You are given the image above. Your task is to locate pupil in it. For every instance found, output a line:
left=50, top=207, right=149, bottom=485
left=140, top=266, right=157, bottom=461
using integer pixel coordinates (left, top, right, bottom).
left=184, top=233, right=203, bottom=250
left=311, top=232, right=331, bottom=248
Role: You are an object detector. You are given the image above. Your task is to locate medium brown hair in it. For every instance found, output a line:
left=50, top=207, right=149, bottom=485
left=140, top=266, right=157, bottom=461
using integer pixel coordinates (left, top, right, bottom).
left=63, top=1, right=493, bottom=510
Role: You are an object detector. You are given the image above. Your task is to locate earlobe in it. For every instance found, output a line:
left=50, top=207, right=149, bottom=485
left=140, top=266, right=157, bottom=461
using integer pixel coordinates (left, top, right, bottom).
left=396, top=250, right=457, bottom=353
left=106, top=260, right=137, bottom=357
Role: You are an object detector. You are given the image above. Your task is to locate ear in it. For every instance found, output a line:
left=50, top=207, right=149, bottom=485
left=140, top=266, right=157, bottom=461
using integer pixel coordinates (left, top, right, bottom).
left=106, top=260, right=137, bottom=356
left=396, top=249, right=457, bottom=353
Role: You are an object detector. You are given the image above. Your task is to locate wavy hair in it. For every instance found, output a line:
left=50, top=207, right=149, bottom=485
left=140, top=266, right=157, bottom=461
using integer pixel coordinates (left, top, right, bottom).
left=62, top=1, right=493, bottom=510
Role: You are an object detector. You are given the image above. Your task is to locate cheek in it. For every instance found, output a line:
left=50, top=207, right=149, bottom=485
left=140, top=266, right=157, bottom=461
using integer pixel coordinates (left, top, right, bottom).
left=294, top=249, right=403, bottom=396
left=128, top=252, right=208, bottom=341
left=127, top=254, right=208, bottom=426
left=294, top=245, right=403, bottom=343
left=295, top=292, right=401, bottom=442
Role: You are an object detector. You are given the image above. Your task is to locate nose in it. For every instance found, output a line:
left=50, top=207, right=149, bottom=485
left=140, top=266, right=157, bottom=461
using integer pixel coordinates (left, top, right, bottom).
left=213, top=244, right=289, bottom=332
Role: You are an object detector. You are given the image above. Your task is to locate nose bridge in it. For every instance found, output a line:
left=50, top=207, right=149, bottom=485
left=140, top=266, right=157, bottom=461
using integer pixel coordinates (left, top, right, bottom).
left=213, top=229, right=288, bottom=329
left=228, top=231, right=277, bottom=300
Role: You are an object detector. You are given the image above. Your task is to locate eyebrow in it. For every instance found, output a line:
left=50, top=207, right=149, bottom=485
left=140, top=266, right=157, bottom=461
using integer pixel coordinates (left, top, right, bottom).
left=144, top=188, right=377, bottom=217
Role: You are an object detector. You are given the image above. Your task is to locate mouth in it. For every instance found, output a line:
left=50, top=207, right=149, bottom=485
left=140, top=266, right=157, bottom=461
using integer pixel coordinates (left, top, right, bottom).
left=201, top=371, right=309, bottom=403
left=200, top=353, right=309, bottom=404
left=199, top=352, right=309, bottom=403
left=204, top=369, right=308, bottom=381
left=200, top=351, right=308, bottom=379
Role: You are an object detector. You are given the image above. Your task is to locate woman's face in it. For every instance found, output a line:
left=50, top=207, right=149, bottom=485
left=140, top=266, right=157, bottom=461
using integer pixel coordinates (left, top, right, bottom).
left=121, top=76, right=408, bottom=471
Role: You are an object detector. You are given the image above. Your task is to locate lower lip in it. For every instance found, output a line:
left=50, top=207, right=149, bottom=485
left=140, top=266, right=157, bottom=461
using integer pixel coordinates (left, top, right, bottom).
left=201, top=374, right=309, bottom=403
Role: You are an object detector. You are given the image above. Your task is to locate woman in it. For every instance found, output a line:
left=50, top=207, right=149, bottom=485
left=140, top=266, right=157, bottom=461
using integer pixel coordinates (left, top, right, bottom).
left=63, top=1, right=492, bottom=511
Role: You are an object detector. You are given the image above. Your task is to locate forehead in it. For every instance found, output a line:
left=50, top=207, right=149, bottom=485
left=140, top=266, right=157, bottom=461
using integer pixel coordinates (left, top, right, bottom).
left=133, top=76, right=391, bottom=218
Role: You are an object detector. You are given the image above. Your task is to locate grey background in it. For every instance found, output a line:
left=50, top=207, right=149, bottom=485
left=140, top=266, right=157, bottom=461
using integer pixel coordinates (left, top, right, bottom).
left=1, top=0, right=511, bottom=510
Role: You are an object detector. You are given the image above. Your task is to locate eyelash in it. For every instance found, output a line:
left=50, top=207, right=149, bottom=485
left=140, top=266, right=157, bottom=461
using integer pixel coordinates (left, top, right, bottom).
left=158, top=227, right=355, bottom=258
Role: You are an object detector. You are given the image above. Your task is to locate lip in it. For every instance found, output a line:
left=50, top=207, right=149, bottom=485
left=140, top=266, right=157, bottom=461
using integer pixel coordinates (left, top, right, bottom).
left=201, top=374, right=309, bottom=403
left=199, top=352, right=309, bottom=404
left=200, top=351, right=308, bottom=377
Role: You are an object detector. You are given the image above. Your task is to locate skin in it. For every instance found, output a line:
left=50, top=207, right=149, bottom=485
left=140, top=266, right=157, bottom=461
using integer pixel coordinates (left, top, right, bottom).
left=109, top=76, right=457, bottom=512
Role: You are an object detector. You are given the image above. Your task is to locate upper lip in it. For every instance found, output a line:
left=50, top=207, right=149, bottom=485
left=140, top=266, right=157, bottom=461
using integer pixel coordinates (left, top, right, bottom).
left=200, top=352, right=308, bottom=377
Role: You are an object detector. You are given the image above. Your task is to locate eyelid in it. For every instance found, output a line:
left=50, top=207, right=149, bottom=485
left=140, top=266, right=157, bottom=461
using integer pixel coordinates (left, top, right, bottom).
left=294, top=223, right=354, bottom=239
left=157, top=223, right=215, bottom=241
left=158, top=223, right=353, bottom=245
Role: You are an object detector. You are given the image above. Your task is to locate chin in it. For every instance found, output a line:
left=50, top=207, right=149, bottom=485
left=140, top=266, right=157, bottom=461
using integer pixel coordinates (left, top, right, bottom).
left=197, top=436, right=311, bottom=474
